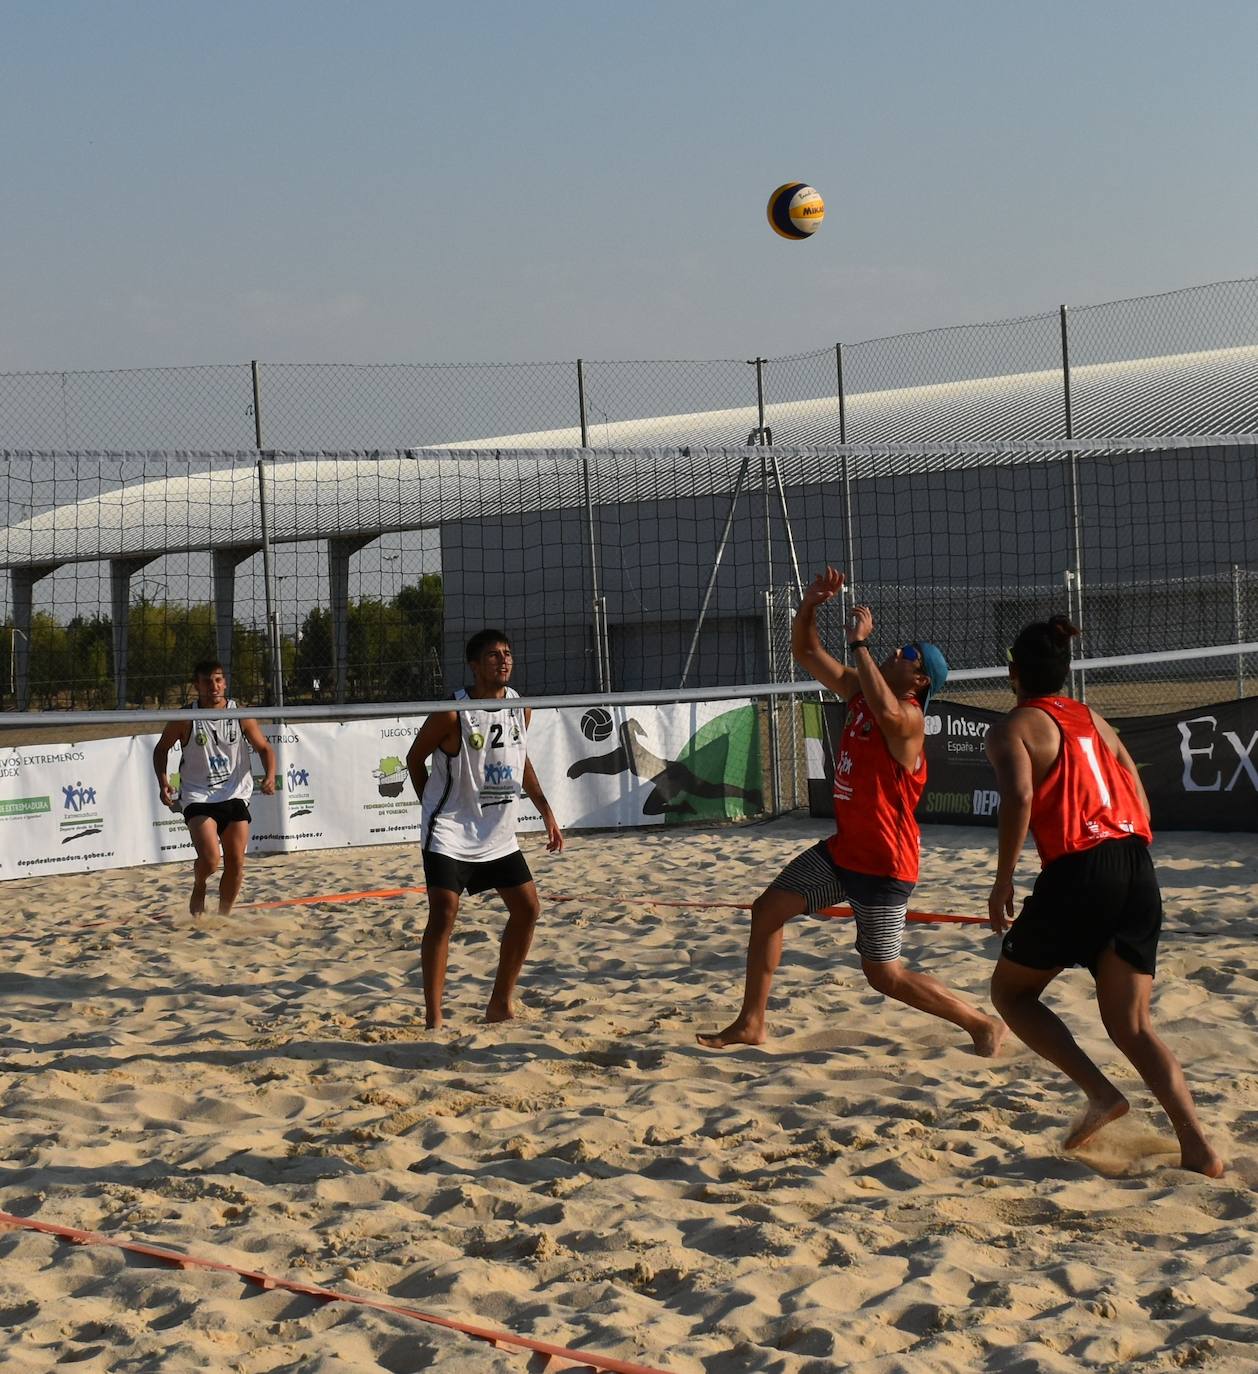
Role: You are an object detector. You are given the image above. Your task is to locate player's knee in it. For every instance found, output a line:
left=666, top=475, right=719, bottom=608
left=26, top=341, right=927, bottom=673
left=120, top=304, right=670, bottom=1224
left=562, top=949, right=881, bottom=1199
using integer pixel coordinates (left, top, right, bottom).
left=423, top=904, right=458, bottom=939
left=749, top=891, right=790, bottom=930
left=863, top=960, right=903, bottom=996
left=200, top=850, right=221, bottom=874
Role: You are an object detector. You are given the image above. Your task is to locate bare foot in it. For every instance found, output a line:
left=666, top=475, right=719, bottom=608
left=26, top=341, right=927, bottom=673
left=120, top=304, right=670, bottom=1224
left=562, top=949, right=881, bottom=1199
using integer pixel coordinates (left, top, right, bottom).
left=971, top=1016, right=1009, bottom=1059
left=1180, top=1141, right=1225, bottom=1178
left=189, top=880, right=207, bottom=916
left=696, top=1019, right=766, bottom=1049
left=425, top=1013, right=443, bottom=1031
left=484, top=1000, right=514, bottom=1023
left=1064, top=1093, right=1129, bottom=1149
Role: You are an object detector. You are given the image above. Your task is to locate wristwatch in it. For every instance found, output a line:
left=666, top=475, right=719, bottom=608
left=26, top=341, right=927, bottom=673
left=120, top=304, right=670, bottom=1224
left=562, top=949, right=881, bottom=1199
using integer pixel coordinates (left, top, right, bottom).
left=848, top=640, right=871, bottom=651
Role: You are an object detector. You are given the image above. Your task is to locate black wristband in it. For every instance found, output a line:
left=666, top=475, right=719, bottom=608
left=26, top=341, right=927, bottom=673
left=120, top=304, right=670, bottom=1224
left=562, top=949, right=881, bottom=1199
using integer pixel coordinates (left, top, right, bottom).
left=848, top=640, right=871, bottom=651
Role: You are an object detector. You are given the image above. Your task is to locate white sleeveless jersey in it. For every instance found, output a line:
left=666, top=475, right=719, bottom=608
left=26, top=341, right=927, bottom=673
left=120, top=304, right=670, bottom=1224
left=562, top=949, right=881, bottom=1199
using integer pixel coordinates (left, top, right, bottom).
left=421, top=688, right=527, bottom=860
left=177, top=700, right=255, bottom=806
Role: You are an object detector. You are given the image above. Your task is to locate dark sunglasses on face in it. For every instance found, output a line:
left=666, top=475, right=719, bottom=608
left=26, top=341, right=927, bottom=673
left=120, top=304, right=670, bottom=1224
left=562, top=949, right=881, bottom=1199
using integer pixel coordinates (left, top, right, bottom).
left=901, top=643, right=923, bottom=663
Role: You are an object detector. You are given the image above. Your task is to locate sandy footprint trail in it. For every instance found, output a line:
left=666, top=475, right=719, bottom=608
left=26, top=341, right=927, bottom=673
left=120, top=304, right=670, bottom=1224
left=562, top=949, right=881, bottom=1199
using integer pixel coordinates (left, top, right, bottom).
left=0, top=817, right=1254, bottom=1371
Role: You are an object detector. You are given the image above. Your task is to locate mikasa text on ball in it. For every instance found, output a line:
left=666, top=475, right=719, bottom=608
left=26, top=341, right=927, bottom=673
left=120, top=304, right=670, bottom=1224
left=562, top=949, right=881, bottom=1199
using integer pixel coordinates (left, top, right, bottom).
left=767, top=182, right=825, bottom=240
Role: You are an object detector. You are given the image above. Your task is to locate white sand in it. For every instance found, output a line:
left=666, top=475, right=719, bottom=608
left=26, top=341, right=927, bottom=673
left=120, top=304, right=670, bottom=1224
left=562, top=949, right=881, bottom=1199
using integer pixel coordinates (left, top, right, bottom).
left=0, top=817, right=1255, bottom=1372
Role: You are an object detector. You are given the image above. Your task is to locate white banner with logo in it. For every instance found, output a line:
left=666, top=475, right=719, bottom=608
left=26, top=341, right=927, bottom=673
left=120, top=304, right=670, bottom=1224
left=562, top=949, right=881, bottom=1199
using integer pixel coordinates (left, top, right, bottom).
left=0, top=700, right=762, bottom=882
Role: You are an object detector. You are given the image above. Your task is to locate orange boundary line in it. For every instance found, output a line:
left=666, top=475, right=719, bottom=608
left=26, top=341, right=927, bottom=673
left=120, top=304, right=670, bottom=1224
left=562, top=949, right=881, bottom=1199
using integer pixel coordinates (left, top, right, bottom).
left=0, top=1211, right=673, bottom=1374
left=240, top=885, right=987, bottom=926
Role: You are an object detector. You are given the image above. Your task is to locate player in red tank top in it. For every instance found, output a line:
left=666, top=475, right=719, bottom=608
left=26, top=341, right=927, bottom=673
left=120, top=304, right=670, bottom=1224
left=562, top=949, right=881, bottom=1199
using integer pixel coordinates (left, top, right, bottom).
left=985, top=616, right=1222, bottom=1176
left=697, top=568, right=1005, bottom=1057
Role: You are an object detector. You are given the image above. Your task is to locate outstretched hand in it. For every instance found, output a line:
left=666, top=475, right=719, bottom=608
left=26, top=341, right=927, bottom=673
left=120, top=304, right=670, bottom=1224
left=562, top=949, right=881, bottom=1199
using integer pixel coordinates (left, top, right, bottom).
left=847, top=603, right=874, bottom=645
left=803, top=566, right=845, bottom=608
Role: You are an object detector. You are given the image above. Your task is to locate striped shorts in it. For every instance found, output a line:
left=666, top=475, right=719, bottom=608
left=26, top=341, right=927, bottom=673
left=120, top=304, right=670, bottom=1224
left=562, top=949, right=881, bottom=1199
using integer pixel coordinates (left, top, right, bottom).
left=769, top=840, right=914, bottom=964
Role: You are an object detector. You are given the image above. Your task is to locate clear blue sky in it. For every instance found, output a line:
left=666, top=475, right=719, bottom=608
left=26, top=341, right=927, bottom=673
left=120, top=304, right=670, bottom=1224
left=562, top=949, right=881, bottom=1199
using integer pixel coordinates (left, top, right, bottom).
left=2, top=0, right=1256, bottom=370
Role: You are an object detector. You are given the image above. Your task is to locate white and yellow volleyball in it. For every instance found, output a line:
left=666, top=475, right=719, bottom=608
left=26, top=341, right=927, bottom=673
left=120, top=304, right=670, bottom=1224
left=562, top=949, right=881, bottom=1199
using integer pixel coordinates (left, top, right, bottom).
left=767, top=182, right=825, bottom=241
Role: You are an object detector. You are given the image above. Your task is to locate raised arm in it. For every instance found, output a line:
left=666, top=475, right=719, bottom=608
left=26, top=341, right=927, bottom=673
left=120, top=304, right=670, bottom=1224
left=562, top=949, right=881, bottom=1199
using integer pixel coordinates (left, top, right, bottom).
left=985, top=715, right=1036, bottom=933
left=406, top=710, right=459, bottom=799
left=240, top=718, right=277, bottom=795
left=845, top=603, right=924, bottom=764
left=791, top=567, right=860, bottom=700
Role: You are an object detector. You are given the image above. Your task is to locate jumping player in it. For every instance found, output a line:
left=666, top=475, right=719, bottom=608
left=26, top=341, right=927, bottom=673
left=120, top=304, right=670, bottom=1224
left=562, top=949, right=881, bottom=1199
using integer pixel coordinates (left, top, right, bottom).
left=153, top=659, right=276, bottom=916
left=406, top=629, right=563, bottom=1028
left=698, top=568, right=1005, bottom=1055
left=985, top=615, right=1222, bottom=1176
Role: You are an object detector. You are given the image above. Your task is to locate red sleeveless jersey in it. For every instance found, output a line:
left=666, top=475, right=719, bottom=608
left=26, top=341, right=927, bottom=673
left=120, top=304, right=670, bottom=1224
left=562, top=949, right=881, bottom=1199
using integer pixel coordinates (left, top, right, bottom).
left=826, top=693, right=926, bottom=882
left=1024, top=695, right=1152, bottom=866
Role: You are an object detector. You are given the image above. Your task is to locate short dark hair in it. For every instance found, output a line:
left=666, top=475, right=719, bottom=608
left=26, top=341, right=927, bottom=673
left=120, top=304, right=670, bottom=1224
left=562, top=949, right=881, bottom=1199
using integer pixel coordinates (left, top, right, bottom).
left=1010, top=615, right=1079, bottom=696
left=192, top=659, right=225, bottom=680
left=465, top=629, right=511, bottom=663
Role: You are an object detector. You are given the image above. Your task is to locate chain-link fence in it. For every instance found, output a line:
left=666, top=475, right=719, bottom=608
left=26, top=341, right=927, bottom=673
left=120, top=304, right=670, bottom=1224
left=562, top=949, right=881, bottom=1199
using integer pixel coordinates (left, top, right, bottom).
left=3, top=278, right=1258, bottom=452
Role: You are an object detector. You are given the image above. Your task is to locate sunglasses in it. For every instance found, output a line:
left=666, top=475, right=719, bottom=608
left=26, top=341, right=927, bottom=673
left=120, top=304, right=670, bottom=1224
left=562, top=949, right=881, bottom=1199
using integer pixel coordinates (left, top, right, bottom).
left=901, top=643, right=924, bottom=663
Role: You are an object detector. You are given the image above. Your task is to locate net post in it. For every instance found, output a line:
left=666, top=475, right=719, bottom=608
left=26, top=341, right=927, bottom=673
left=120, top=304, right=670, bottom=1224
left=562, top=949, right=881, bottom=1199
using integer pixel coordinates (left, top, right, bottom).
left=679, top=454, right=751, bottom=688
left=1235, top=563, right=1245, bottom=699
left=256, top=455, right=284, bottom=709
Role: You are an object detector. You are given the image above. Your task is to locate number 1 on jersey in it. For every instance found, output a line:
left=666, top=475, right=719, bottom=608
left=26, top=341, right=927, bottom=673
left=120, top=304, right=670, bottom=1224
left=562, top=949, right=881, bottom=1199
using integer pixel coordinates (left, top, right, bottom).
left=1078, top=735, right=1112, bottom=808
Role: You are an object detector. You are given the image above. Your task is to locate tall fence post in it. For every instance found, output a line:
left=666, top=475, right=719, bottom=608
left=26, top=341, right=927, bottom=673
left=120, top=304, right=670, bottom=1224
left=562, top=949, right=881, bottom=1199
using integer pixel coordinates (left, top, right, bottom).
left=835, top=343, right=847, bottom=445
left=1066, top=450, right=1086, bottom=701
left=1236, top=564, right=1246, bottom=699
left=577, top=358, right=609, bottom=692
left=840, top=452, right=856, bottom=663
left=252, top=362, right=285, bottom=707
left=1059, top=305, right=1073, bottom=440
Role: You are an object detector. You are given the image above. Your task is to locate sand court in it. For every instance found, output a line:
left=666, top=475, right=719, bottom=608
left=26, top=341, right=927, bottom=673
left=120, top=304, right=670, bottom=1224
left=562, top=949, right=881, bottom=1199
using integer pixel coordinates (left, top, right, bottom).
left=0, top=816, right=1255, bottom=1371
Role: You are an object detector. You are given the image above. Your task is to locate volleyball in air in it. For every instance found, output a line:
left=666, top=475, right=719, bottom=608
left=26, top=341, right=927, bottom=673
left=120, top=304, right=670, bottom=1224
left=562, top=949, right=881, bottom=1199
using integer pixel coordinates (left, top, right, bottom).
left=767, top=182, right=825, bottom=241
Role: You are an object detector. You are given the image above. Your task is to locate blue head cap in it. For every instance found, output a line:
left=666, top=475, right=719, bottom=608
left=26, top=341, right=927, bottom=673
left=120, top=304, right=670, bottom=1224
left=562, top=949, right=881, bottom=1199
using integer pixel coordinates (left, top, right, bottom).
left=917, top=641, right=949, bottom=713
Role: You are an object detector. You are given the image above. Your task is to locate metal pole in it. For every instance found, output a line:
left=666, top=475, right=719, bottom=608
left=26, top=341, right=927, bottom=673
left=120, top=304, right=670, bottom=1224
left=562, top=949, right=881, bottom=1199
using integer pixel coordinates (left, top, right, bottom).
left=1236, top=564, right=1246, bottom=699
left=768, top=455, right=805, bottom=602
left=256, top=457, right=284, bottom=708
left=576, top=357, right=589, bottom=448
left=1067, top=450, right=1085, bottom=701
left=764, top=592, right=782, bottom=815
left=582, top=460, right=604, bottom=692
left=680, top=455, right=751, bottom=687
left=836, top=343, right=847, bottom=445
left=251, top=360, right=264, bottom=448
left=840, top=452, right=856, bottom=664
left=1059, top=305, right=1073, bottom=440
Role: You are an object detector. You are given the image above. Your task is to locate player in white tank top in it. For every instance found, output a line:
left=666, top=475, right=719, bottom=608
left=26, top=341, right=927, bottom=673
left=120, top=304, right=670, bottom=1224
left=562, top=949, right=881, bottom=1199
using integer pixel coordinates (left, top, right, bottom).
left=407, top=630, right=563, bottom=1028
left=153, top=660, right=276, bottom=917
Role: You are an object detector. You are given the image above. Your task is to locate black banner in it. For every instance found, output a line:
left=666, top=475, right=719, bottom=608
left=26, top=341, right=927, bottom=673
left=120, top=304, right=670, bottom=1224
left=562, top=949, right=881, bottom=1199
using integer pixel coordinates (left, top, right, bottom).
left=807, top=696, right=1258, bottom=832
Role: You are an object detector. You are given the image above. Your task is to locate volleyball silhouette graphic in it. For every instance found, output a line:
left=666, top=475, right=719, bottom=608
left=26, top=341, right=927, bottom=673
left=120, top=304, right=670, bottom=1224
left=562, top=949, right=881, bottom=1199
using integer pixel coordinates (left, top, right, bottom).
left=767, top=182, right=825, bottom=240
left=580, top=707, right=614, bottom=742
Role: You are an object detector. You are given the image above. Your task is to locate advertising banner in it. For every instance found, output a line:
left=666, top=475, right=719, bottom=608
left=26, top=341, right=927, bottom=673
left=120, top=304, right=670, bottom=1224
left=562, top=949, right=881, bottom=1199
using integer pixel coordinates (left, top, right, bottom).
left=805, top=696, right=1258, bottom=833
left=0, top=700, right=761, bottom=882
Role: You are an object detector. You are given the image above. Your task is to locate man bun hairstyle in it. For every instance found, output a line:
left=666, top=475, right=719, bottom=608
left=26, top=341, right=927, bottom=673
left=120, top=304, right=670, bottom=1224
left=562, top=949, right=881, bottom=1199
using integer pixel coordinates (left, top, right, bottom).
left=466, top=628, right=512, bottom=663
left=1010, top=615, right=1080, bottom=696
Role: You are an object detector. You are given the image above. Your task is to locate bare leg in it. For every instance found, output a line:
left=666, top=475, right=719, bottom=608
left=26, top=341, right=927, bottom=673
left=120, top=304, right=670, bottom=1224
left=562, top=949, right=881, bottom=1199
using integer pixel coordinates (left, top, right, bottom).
left=485, top=881, right=540, bottom=1022
left=1094, top=948, right=1223, bottom=1177
left=421, top=887, right=460, bottom=1029
left=696, top=886, right=806, bottom=1048
left=863, top=958, right=1007, bottom=1056
left=991, top=956, right=1129, bottom=1146
left=185, top=816, right=222, bottom=916
left=217, top=821, right=250, bottom=915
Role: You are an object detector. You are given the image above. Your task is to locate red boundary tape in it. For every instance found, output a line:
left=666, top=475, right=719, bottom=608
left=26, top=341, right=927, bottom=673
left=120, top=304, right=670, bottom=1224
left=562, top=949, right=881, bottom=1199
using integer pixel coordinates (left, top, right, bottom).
left=240, top=884, right=988, bottom=926
left=0, top=1211, right=673, bottom=1374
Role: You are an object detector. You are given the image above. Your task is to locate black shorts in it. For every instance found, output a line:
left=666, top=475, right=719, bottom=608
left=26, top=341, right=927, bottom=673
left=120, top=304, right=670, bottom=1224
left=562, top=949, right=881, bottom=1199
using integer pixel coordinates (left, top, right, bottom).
left=183, top=799, right=251, bottom=831
left=422, top=848, right=533, bottom=897
left=1001, top=835, right=1162, bottom=976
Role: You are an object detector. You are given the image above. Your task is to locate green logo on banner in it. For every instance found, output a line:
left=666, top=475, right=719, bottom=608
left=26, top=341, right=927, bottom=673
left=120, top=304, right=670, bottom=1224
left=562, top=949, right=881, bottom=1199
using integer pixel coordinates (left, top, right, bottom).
left=0, top=796, right=51, bottom=819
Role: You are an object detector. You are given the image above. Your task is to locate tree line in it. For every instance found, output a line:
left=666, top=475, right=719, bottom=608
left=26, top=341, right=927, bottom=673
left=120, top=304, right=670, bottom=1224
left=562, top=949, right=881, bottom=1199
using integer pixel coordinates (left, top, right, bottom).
left=2, top=576, right=444, bottom=709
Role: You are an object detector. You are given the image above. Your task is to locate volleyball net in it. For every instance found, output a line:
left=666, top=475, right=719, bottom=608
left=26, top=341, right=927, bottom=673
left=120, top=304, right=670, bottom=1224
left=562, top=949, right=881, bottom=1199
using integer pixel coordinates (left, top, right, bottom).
left=1, top=438, right=1254, bottom=720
